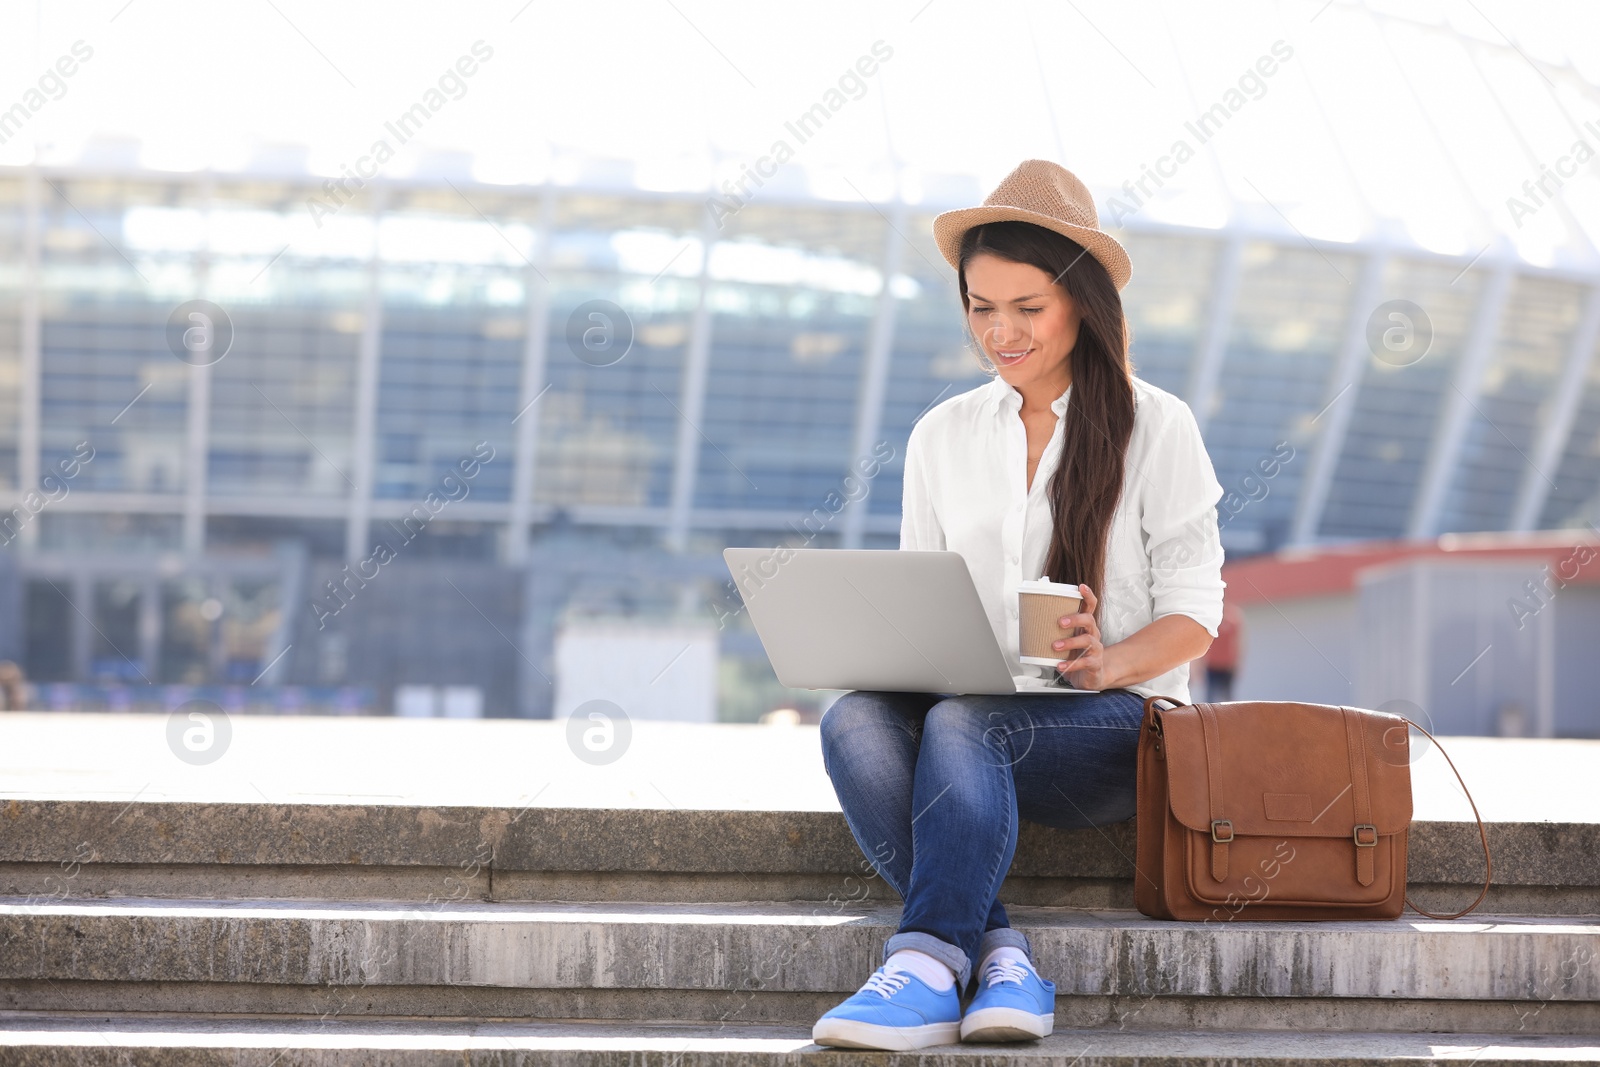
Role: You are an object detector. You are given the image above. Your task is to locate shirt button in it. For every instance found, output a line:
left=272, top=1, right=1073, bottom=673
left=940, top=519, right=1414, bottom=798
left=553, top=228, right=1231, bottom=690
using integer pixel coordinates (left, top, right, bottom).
left=1010, top=554, right=1019, bottom=564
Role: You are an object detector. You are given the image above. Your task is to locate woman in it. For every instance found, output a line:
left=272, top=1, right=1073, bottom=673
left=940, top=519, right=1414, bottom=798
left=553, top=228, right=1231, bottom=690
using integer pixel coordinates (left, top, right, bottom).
left=812, top=159, right=1226, bottom=1051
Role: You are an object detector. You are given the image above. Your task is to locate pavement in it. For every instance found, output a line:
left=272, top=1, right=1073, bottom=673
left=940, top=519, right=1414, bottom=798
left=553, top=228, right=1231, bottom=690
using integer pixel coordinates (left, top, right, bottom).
left=0, top=711, right=1594, bottom=822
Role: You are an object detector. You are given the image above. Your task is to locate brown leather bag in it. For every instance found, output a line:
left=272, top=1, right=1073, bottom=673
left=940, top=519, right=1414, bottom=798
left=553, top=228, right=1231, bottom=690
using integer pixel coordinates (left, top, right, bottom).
left=1134, top=694, right=1492, bottom=922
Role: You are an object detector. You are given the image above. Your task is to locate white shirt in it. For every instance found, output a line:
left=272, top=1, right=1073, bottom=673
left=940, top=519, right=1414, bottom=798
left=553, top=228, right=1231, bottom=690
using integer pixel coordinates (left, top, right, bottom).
left=900, top=373, right=1226, bottom=705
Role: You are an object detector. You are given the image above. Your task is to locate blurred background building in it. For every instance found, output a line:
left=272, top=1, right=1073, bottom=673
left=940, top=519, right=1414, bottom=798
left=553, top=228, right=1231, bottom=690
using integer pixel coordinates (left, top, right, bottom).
left=1, top=2, right=1598, bottom=732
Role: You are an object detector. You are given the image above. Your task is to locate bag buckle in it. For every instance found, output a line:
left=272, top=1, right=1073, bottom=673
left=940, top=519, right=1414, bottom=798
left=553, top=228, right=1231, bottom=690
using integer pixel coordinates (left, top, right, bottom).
left=1210, top=819, right=1234, bottom=843
left=1353, top=823, right=1378, bottom=847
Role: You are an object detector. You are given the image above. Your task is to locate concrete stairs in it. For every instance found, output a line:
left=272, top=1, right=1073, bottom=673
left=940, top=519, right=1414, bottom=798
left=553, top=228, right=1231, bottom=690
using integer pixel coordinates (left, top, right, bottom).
left=0, top=798, right=1596, bottom=1063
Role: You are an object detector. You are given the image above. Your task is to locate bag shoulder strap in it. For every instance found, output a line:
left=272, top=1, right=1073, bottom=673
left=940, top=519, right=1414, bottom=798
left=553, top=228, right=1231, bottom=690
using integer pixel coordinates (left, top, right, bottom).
left=1143, top=693, right=1185, bottom=717
left=1402, top=718, right=1493, bottom=920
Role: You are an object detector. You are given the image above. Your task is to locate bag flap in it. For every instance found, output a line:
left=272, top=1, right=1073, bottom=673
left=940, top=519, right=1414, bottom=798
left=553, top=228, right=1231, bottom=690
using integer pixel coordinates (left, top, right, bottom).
left=1158, top=701, right=1412, bottom=837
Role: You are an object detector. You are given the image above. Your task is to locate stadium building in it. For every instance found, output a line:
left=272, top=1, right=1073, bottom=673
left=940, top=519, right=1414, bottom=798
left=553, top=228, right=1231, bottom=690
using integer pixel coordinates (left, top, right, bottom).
left=2, top=109, right=1599, bottom=720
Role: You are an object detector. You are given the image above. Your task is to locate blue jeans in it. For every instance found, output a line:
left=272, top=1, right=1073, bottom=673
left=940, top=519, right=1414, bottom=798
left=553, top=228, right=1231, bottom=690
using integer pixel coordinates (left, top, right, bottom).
left=818, top=688, right=1147, bottom=990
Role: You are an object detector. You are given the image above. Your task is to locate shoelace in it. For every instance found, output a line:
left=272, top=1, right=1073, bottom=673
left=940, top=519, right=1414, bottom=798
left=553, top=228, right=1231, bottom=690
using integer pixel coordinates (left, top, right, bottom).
left=983, top=958, right=1032, bottom=987
left=859, top=965, right=912, bottom=998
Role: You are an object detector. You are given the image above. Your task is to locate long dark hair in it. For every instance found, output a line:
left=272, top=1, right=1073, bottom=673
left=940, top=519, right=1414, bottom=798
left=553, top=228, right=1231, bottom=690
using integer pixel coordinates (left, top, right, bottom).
left=956, top=221, right=1135, bottom=621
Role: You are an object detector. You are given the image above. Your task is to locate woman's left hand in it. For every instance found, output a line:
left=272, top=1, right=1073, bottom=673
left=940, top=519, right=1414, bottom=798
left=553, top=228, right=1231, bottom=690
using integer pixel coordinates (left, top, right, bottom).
left=1054, top=585, right=1112, bottom=690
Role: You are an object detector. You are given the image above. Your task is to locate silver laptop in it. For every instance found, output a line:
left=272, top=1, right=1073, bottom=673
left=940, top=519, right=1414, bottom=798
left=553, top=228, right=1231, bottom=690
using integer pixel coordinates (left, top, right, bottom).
left=722, top=547, right=1095, bottom=696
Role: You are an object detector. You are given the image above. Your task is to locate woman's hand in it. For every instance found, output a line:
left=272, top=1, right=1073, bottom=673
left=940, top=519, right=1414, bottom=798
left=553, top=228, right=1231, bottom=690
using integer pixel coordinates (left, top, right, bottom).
left=1054, top=585, right=1114, bottom=690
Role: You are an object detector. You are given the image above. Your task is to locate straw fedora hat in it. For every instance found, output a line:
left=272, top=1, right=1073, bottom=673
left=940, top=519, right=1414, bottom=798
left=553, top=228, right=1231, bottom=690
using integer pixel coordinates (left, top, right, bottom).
left=933, top=159, right=1131, bottom=291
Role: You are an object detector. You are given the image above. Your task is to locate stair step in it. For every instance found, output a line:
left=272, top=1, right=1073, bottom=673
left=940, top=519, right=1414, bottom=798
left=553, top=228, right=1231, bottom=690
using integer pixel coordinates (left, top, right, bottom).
left=2, top=899, right=1595, bottom=1031
left=1, top=801, right=1585, bottom=914
left=4, top=714, right=1594, bottom=1055
left=0, top=1014, right=1595, bottom=1065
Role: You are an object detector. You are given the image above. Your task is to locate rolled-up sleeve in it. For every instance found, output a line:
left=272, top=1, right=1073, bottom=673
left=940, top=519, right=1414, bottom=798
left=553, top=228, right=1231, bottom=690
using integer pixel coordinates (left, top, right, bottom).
left=1140, top=400, right=1226, bottom=638
left=899, top=420, right=946, bottom=552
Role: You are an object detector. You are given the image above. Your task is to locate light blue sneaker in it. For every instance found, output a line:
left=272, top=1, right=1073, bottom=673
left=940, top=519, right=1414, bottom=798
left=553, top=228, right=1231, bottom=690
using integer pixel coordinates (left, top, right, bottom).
left=812, top=963, right=962, bottom=1050
left=959, top=956, right=1056, bottom=1042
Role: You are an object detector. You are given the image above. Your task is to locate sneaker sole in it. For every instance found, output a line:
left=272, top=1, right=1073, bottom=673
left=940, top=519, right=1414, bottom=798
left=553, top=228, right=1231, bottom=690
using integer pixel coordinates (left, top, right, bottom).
left=812, top=1017, right=962, bottom=1051
left=960, top=1006, right=1054, bottom=1042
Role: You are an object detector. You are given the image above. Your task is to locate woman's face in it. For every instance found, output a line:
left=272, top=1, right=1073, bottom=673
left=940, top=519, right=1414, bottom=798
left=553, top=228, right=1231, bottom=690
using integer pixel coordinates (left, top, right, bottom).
left=963, top=253, right=1081, bottom=391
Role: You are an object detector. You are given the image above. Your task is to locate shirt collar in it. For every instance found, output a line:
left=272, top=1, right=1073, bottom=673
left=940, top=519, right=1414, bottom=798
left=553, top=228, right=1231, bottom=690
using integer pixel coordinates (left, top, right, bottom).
left=983, top=375, right=1072, bottom=417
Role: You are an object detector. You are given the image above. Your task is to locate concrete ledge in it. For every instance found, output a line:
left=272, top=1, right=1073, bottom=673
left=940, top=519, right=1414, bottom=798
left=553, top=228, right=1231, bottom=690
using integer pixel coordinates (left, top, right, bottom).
left=0, top=900, right=1594, bottom=1007
left=0, top=1015, right=1596, bottom=1066
left=0, top=981, right=835, bottom=1027
left=1, top=980, right=1595, bottom=1035
left=0, top=803, right=1580, bottom=909
left=0, top=861, right=1136, bottom=908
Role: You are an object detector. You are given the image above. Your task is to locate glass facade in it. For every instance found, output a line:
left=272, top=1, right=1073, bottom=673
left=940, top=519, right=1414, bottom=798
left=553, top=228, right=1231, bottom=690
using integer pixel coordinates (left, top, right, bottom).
left=39, top=178, right=192, bottom=496
left=1545, top=349, right=1600, bottom=531
left=0, top=177, right=22, bottom=492
left=1440, top=276, right=1587, bottom=533
left=1318, top=259, right=1494, bottom=540
left=531, top=194, right=707, bottom=515
left=536, top=269, right=687, bottom=513
left=1121, top=232, right=1223, bottom=398
left=696, top=204, right=879, bottom=517
left=1209, top=242, right=1361, bottom=552
left=210, top=304, right=362, bottom=500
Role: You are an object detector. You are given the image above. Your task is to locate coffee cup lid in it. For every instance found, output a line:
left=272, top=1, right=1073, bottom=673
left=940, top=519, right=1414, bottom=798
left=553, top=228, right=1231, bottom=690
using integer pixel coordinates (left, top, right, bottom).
left=1016, top=577, right=1082, bottom=596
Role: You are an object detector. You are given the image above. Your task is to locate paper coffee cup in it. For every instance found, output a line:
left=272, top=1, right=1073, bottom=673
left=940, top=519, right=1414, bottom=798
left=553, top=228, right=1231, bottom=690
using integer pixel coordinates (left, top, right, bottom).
left=1016, top=578, right=1084, bottom=667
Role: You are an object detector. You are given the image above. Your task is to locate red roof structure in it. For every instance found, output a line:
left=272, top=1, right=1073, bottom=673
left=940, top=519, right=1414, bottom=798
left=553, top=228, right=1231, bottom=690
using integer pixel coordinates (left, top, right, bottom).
left=1221, top=529, right=1600, bottom=607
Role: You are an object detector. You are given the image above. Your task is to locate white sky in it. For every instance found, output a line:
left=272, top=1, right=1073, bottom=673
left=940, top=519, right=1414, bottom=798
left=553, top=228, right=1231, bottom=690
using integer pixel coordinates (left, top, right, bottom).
left=5, top=0, right=1600, bottom=263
